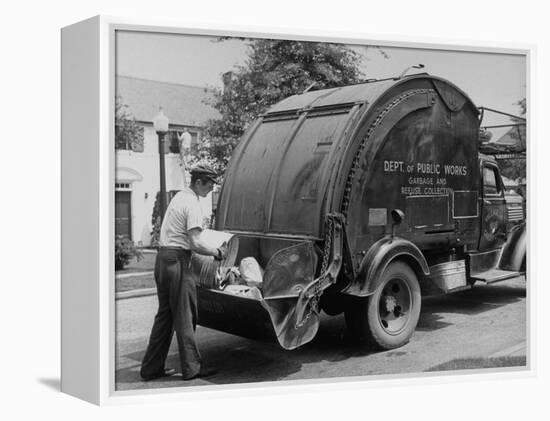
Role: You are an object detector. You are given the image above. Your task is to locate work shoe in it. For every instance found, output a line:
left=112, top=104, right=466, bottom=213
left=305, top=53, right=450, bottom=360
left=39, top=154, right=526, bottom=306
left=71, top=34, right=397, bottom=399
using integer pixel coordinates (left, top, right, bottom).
left=141, top=368, right=177, bottom=381
left=182, top=366, right=218, bottom=381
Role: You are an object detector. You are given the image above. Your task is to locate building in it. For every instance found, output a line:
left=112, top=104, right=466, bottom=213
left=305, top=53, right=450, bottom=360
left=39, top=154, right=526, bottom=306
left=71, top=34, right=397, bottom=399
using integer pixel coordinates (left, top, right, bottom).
left=493, top=124, right=527, bottom=198
left=115, top=76, right=220, bottom=246
left=494, top=124, right=526, bottom=150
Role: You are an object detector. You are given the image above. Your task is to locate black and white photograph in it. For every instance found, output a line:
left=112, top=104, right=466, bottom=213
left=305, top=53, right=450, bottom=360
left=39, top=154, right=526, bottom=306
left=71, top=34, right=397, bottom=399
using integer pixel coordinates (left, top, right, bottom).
left=113, top=28, right=527, bottom=392
left=6, top=0, right=550, bottom=417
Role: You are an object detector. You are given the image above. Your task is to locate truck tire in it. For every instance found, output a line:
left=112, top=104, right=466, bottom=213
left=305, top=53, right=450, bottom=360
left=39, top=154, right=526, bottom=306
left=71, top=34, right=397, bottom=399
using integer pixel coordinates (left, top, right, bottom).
left=345, top=261, right=421, bottom=350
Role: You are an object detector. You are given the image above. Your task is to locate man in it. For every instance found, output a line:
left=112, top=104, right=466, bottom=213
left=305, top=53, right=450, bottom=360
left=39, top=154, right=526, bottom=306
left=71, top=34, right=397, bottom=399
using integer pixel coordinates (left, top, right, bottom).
left=140, top=164, right=226, bottom=381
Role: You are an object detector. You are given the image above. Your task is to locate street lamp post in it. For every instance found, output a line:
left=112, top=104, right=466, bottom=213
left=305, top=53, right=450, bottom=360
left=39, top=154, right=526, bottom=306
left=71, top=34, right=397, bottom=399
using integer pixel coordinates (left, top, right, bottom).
left=153, top=108, right=169, bottom=220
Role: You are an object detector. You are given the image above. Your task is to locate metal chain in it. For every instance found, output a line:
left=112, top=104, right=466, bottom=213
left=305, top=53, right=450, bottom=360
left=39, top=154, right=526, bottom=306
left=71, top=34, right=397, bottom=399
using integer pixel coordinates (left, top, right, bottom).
left=321, top=216, right=333, bottom=275
left=295, top=217, right=333, bottom=329
left=340, top=89, right=434, bottom=218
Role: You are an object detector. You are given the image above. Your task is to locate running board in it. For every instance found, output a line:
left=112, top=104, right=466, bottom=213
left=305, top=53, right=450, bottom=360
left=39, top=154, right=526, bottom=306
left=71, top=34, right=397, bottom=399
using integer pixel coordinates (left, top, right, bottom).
left=470, top=269, right=521, bottom=284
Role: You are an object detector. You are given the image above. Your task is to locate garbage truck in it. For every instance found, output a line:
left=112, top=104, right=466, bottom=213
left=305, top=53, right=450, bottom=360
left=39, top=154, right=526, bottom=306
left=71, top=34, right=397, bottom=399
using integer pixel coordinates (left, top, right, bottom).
left=194, top=73, right=527, bottom=351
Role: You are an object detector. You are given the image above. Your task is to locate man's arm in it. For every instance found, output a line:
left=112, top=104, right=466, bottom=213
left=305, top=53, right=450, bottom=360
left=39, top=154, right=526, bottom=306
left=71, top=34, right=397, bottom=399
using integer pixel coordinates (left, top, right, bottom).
left=187, top=227, right=226, bottom=259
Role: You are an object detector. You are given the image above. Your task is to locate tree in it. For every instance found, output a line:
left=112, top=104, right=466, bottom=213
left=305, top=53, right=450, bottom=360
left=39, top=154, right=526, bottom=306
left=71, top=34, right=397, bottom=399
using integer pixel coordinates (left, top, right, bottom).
left=498, top=98, right=526, bottom=181
left=115, top=95, right=144, bottom=151
left=202, top=39, right=366, bottom=170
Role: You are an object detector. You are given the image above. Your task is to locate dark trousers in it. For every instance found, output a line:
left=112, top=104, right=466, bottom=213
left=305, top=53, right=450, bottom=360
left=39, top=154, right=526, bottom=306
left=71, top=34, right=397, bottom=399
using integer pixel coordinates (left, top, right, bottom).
left=140, top=248, right=201, bottom=379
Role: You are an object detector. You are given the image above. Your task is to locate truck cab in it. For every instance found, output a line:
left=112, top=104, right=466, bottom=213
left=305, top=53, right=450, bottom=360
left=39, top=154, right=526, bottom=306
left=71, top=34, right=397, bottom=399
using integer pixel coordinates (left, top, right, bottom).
left=505, top=190, right=526, bottom=231
left=478, top=155, right=507, bottom=251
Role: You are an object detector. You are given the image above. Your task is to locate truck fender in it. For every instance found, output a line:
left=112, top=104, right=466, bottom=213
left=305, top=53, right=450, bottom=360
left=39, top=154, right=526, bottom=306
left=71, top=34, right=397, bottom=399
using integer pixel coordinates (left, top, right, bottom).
left=342, top=236, right=430, bottom=297
left=498, top=223, right=527, bottom=272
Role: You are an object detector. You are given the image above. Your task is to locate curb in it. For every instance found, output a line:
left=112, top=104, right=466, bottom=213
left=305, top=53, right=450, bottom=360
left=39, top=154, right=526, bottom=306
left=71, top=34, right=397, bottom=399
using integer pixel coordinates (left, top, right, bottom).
left=116, top=288, right=157, bottom=300
left=116, top=271, right=154, bottom=279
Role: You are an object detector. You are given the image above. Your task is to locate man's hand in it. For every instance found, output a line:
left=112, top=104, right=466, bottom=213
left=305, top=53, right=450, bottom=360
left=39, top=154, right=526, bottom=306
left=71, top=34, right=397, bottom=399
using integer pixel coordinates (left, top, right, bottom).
left=215, top=242, right=228, bottom=261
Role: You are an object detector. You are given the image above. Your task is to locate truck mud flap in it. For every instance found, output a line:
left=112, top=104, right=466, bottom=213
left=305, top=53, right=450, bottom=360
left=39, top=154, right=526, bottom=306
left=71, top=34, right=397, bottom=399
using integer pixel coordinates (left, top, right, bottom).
left=197, top=288, right=319, bottom=350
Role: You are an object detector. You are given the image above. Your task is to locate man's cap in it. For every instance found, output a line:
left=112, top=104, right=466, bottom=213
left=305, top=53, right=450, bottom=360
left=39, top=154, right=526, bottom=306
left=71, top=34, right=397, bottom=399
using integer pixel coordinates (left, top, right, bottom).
left=190, top=164, right=218, bottom=183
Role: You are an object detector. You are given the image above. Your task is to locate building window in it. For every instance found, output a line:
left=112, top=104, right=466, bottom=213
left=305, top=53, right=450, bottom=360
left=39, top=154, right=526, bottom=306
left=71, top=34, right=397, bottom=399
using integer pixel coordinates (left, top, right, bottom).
left=164, top=130, right=200, bottom=154
left=115, top=125, right=144, bottom=152
left=132, top=127, right=145, bottom=152
left=116, top=182, right=131, bottom=190
left=166, top=131, right=180, bottom=154
left=168, top=190, right=180, bottom=201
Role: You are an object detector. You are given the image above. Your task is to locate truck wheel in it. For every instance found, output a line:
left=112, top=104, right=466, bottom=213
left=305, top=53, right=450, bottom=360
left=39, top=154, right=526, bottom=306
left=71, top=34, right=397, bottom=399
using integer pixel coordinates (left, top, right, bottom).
left=345, top=262, right=421, bottom=350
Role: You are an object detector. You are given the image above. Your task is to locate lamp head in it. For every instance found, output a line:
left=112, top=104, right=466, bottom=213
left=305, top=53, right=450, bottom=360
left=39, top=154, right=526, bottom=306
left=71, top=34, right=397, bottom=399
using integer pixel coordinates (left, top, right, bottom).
left=153, top=107, right=169, bottom=133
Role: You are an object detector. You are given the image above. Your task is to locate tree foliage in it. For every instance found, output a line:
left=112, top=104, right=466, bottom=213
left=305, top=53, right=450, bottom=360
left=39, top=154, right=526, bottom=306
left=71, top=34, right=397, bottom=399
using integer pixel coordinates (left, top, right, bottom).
left=202, top=39, right=365, bottom=170
left=498, top=98, right=526, bottom=181
left=115, top=235, right=143, bottom=270
left=115, top=95, right=144, bottom=151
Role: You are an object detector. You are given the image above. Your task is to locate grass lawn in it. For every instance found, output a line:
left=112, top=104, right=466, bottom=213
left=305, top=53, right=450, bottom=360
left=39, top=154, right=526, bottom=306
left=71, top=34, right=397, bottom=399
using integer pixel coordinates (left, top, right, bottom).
left=116, top=250, right=156, bottom=275
left=425, top=356, right=526, bottom=372
left=115, top=250, right=156, bottom=293
left=116, top=274, right=156, bottom=293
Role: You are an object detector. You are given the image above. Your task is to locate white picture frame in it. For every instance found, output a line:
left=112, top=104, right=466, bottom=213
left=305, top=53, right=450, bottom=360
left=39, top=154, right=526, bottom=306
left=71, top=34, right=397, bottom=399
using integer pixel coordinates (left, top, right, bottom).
left=61, top=15, right=532, bottom=405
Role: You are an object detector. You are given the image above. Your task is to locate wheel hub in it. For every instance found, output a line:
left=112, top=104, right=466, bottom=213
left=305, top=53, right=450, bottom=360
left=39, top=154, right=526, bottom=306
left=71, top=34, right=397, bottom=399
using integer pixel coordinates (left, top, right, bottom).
left=383, top=295, right=397, bottom=313
left=378, top=278, right=413, bottom=335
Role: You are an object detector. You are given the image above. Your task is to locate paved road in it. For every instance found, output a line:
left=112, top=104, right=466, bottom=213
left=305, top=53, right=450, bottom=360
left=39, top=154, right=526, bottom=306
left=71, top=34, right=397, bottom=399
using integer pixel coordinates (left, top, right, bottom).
left=115, top=276, right=526, bottom=391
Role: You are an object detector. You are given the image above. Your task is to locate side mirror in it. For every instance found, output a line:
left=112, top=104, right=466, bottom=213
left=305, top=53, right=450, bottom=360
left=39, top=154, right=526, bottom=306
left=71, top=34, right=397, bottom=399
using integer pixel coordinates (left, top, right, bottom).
left=391, top=209, right=405, bottom=240
left=391, top=209, right=405, bottom=225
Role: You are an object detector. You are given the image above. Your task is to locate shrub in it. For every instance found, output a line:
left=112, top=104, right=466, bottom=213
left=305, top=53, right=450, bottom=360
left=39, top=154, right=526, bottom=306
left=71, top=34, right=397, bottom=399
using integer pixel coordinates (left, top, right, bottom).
left=150, top=191, right=162, bottom=248
left=115, top=235, right=143, bottom=271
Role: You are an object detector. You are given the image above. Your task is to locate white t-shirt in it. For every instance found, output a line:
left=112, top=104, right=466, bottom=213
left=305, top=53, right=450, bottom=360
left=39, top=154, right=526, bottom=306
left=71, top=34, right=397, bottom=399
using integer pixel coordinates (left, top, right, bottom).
left=159, top=187, right=204, bottom=249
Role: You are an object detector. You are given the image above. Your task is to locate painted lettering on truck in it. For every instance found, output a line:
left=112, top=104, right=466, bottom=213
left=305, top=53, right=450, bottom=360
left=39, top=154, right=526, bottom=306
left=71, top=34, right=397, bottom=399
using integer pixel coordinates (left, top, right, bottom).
left=383, top=160, right=469, bottom=196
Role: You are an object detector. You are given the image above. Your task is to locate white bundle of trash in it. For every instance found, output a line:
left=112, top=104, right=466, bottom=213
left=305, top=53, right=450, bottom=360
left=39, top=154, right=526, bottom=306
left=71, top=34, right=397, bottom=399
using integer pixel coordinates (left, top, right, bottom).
left=216, top=257, right=264, bottom=299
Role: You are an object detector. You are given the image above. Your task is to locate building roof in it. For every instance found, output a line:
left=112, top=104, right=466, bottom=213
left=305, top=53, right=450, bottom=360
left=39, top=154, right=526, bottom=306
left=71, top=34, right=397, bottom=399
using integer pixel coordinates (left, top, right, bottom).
left=495, top=124, right=526, bottom=149
left=116, top=76, right=220, bottom=127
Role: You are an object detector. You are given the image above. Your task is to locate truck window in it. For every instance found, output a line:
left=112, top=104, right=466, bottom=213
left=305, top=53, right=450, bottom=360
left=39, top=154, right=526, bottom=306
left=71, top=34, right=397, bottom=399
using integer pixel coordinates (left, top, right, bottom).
left=483, top=165, right=501, bottom=196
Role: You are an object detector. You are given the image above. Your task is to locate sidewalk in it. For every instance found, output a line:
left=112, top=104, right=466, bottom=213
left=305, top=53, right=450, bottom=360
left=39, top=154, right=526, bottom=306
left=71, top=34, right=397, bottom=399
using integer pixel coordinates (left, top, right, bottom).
left=425, top=341, right=527, bottom=372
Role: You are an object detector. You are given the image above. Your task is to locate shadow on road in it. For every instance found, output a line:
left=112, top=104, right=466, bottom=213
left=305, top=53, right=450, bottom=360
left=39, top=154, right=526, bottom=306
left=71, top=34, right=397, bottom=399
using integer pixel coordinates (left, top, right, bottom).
left=116, top=313, right=374, bottom=388
left=417, top=282, right=525, bottom=332
left=115, top=280, right=525, bottom=390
